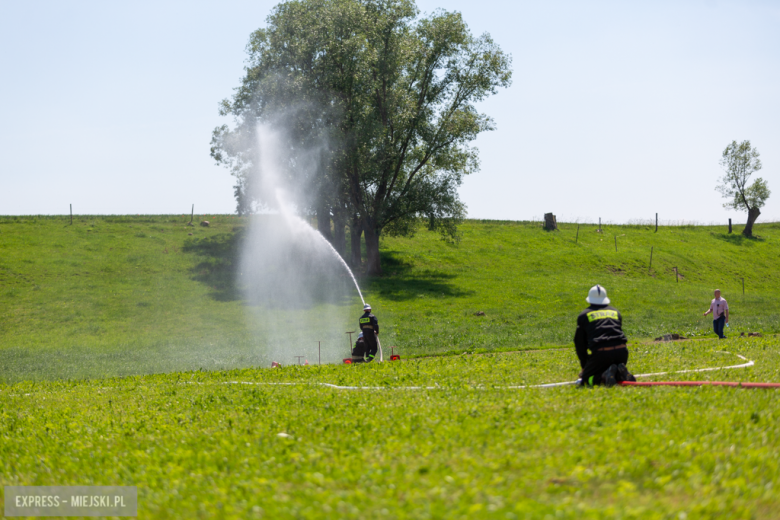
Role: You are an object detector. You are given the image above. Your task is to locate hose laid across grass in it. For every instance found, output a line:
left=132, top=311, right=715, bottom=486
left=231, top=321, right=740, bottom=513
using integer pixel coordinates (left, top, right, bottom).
left=205, top=351, right=777, bottom=390
left=610, top=351, right=780, bottom=388
left=522, top=351, right=759, bottom=388
left=6, top=352, right=775, bottom=397
left=621, top=381, right=780, bottom=388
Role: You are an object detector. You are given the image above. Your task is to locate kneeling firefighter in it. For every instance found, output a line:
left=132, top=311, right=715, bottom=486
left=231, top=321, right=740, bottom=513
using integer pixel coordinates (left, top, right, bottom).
left=352, top=333, right=367, bottom=363
left=359, top=304, right=379, bottom=362
left=574, top=285, right=636, bottom=386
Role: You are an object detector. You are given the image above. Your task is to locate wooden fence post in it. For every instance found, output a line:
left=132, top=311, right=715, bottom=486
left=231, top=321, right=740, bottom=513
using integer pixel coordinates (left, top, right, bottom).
left=728, top=218, right=732, bottom=234
left=655, top=213, right=658, bottom=232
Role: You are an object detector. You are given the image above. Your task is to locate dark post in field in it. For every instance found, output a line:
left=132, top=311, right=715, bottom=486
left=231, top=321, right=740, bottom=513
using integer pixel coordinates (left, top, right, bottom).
left=655, top=213, right=658, bottom=232
left=295, top=355, right=305, bottom=365
left=70, top=204, right=73, bottom=225
left=543, top=213, right=558, bottom=231
left=189, top=204, right=194, bottom=225
left=729, top=218, right=732, bottom=234
left=614, top=236, right=617, bottom=252
left=649, top=246, right=653, bottom=272
left=575, top=225, right=579, bottom=243
left=674, top=267, right=678, bottom=283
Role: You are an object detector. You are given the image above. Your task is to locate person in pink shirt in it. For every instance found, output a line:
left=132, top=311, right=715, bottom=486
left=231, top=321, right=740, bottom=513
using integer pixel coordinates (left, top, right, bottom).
left=703, top=289, right=729, bottom=339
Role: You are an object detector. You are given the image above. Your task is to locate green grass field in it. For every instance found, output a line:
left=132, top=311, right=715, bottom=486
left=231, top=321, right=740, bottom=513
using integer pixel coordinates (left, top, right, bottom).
left=1, top=338, right=779, bottom=518
left=1, top=215, right=779, bottom=381
left=1, top=215, right=779, bottom=518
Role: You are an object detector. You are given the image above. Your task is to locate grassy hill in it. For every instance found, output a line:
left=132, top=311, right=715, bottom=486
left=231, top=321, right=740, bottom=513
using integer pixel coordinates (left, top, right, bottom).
left=376, top=219, right=780, bottom=353
left=2, top=215, right=780, bottom=518
left=1, top=215, right=780, bottom=382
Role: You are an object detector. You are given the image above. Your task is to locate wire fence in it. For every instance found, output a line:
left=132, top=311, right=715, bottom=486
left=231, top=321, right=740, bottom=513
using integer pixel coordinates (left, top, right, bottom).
left=525, top=217, right=780, bottom=227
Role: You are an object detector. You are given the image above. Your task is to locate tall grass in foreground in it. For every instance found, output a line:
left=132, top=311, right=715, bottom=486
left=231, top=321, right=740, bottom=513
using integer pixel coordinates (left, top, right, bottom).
left=0, top=338, right=778, bottom=518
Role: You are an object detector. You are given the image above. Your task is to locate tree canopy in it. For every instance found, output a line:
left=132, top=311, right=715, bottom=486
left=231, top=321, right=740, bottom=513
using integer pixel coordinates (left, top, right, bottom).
left=211, top=0, right=512, bottom=273
left=717, top=140, right=770, bottom=237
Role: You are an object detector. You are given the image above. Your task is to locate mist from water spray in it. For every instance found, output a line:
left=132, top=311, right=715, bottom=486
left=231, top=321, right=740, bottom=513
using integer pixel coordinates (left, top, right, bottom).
left=239, top=123, right=364, bottom=365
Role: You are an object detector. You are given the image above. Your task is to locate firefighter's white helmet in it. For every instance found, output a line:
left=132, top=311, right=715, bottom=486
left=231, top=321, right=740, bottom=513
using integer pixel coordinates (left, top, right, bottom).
left=363, top=304, right=371, bottom=311
left=586, top=284, right=610, bottom=305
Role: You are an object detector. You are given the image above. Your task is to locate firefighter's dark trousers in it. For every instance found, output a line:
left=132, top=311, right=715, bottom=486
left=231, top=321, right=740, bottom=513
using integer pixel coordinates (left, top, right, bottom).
left=352, top=339, right=367, bottom=360
left=579, top=348, right=629, bottom=386
left=363, top=332, right=378, bottom=361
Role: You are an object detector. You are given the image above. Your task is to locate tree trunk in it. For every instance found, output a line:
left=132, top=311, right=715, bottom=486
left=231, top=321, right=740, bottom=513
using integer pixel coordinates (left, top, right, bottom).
left=364, top=223, right=382, bottom=275
left=349, top=215, right=363, bottom=268
left=316, top=205, right=333, bottom=243
left=742, top=207, right=761, bottom=237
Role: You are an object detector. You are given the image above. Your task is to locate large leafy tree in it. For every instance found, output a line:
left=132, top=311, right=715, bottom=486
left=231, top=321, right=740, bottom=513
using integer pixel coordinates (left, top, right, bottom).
left=211, top=0, right=512, bottom=274
left=717, top=140, right=770, bottom=237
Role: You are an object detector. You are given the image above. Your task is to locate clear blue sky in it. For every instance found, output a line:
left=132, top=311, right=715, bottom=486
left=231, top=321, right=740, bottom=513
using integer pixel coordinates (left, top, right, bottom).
left=1, top=0, right=778, bottom=224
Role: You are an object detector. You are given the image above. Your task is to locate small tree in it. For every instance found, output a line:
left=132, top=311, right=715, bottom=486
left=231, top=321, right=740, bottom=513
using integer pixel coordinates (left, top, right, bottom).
left=717, top=140, right=770, bottom=237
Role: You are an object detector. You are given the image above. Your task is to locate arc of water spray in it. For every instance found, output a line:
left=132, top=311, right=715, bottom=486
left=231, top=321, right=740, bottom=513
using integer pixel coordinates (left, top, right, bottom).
left=307, top=222, right=365, bottom=306
left=274, top=189, right=365, bottom=306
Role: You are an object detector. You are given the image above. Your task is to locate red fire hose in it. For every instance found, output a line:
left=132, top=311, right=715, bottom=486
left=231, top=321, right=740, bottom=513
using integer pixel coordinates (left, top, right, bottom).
left=621, top=381, right=780, bottom=388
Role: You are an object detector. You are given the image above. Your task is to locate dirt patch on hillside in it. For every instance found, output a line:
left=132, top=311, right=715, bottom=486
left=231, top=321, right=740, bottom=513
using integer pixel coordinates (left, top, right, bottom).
left=654, top=334, right=687, bottom=342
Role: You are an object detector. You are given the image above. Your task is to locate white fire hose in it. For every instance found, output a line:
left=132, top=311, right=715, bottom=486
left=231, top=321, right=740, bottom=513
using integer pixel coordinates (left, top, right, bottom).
left=376, top=333, right=384, bottom=362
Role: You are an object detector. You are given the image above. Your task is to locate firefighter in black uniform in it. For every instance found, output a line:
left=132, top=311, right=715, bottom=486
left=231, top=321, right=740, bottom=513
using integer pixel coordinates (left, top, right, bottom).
left=352, top=333, right=367, bottom=363
left=574, top=285, right=636, bottom=386
left=359, top=303, right=379, bottom=362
